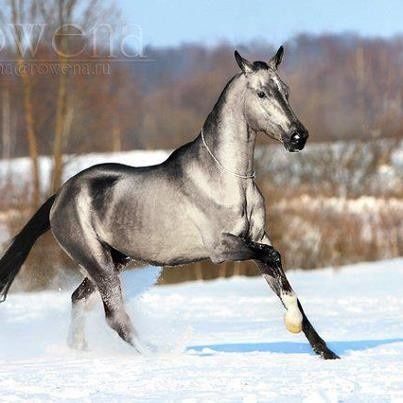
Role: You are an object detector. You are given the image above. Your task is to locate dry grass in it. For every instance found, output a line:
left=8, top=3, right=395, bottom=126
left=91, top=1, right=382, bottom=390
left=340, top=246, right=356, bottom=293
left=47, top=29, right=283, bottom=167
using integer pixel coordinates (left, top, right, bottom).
left=0, top=139, right=402, bottom=287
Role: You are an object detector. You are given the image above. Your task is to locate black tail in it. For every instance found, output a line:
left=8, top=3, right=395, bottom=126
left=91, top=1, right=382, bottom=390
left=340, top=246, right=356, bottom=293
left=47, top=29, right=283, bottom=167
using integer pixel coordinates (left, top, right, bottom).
left=0, top=195, right=56, bottom=302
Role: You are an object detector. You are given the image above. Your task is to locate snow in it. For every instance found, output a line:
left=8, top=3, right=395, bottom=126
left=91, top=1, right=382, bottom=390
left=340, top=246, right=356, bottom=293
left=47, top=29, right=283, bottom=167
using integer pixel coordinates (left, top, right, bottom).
left=1, top=140, right=402, bottom=194
left=0, top=150, right=171, bottom=192
left=278, top=195, right=403, bottom=215
left=0, top=258, right=403, bottom=401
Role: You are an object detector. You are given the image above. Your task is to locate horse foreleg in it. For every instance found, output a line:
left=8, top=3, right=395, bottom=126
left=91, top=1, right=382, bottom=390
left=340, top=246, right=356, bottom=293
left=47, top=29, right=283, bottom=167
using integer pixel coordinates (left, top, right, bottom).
left=255, top=260, right=339, bottom=359
left=246, top=234, right=339, bottom=359
left=208, top=233, right=339, bottom=359
left=210, top=233, right=302, bottom=331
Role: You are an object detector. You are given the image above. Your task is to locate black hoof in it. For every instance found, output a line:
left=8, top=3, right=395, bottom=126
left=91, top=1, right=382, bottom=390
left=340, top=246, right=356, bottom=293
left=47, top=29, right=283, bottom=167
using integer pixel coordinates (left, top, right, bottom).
left=316, top=345, right=340, bottom=360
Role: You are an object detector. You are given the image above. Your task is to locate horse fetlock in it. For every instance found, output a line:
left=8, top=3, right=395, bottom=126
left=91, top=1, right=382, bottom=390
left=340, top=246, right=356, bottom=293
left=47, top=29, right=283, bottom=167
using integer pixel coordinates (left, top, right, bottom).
left=281, top=292, right=303, bottom=334
left=106, top=310, right=135, bottom=341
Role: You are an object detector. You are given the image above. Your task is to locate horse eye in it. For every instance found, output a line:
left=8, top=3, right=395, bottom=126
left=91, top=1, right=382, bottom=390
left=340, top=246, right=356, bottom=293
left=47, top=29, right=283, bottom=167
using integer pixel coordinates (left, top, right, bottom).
left=257, top=91, right=266, bottom=99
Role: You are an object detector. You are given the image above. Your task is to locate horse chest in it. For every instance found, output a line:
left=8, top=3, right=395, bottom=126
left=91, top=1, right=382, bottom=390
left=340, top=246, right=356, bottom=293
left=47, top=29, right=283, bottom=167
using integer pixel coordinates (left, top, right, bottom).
left=201, top=190, right=252, bottom=237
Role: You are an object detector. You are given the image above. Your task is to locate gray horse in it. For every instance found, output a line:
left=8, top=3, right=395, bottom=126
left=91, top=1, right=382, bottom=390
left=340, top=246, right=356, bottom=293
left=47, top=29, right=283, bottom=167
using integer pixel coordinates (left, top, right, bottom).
left=0, top=47, right=339, bottom=359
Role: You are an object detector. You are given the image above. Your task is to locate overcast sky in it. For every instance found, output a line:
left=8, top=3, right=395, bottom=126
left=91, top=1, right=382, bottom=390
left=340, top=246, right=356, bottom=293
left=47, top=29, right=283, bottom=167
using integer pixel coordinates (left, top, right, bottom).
left=119, top=0, right=403, bottom=47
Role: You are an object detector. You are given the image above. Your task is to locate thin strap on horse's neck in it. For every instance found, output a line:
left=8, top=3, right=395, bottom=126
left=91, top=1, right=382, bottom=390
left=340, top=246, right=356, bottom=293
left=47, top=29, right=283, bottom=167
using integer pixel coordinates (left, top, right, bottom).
left=200, top=129, right=256, bottom=180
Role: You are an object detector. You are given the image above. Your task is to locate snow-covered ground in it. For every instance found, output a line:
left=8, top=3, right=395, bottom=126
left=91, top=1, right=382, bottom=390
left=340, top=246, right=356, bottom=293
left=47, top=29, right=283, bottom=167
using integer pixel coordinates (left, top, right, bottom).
left=0, top=258, right=402, bottom=402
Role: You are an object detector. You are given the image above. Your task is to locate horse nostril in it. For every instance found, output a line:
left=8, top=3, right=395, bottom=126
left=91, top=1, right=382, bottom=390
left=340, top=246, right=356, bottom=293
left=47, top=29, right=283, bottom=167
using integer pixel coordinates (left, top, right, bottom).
left=291, top=131, right=302, bottom=142
left=291, top=129, right=308, bottom=143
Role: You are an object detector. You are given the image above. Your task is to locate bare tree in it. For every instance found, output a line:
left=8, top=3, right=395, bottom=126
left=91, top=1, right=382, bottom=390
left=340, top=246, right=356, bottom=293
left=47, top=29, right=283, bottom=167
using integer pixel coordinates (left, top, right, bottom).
left=0, top=1, right=42, bottom=207
left=50, top=0, right=76, bottom=192
left=40, top=0, right=121, bottom=191
left=2, top=87, right=12, bottom=161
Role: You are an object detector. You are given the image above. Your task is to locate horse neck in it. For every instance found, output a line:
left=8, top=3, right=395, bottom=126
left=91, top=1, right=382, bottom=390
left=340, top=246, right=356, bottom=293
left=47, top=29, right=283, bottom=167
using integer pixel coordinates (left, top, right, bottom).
left=201, top=75, right=256, bottom=177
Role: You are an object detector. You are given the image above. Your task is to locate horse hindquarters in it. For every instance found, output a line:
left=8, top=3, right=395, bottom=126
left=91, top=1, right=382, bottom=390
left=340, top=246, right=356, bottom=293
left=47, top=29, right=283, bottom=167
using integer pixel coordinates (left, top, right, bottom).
left=50, top=189, right=141, bottom=351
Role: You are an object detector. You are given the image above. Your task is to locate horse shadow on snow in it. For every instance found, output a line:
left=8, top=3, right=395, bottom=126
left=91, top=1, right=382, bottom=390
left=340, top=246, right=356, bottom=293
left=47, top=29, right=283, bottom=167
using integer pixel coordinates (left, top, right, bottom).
left=188, top=338, right=403, bottom=357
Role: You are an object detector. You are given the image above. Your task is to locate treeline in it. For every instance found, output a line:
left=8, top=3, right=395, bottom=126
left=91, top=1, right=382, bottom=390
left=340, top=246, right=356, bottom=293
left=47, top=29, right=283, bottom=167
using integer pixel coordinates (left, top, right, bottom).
left=2, top=30, right=403, bottom=159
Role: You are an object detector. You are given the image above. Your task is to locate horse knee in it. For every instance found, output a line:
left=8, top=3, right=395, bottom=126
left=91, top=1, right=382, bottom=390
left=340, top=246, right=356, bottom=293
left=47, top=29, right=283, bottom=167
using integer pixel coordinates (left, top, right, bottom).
left=264, top=246, right=281, bottom=264
left=259, top=246, right=281, bottom=269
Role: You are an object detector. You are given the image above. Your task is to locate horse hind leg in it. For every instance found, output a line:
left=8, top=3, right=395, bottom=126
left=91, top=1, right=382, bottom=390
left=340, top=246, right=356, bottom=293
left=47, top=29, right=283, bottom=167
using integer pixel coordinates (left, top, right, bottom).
left=68, top=277, right=96, bottom=350
left=91, top=245, right=140, bottom=348
left=98, top=268, right=136, bottom=347
left=53, top=223, right=140, bottom=350
left=68, top=247, right=132, bottom=351
left=82, top=254, right=139, bottom=348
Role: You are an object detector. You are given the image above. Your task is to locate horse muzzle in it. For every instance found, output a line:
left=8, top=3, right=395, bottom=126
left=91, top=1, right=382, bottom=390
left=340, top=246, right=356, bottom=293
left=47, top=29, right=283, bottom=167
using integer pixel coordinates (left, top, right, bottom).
left=284, top=126, right=309, bottom=152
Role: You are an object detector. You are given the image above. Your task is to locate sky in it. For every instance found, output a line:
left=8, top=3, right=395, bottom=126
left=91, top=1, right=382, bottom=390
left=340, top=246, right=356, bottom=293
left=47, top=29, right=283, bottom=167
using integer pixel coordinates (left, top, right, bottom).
left=120, top=0, right=403, bottom=47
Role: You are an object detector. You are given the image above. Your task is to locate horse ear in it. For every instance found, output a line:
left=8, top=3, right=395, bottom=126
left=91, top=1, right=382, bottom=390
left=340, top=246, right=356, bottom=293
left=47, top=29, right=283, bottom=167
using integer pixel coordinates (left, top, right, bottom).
left=268, top=45, right=284, bottom=70
left=234, top=50, right=253, bottom=75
